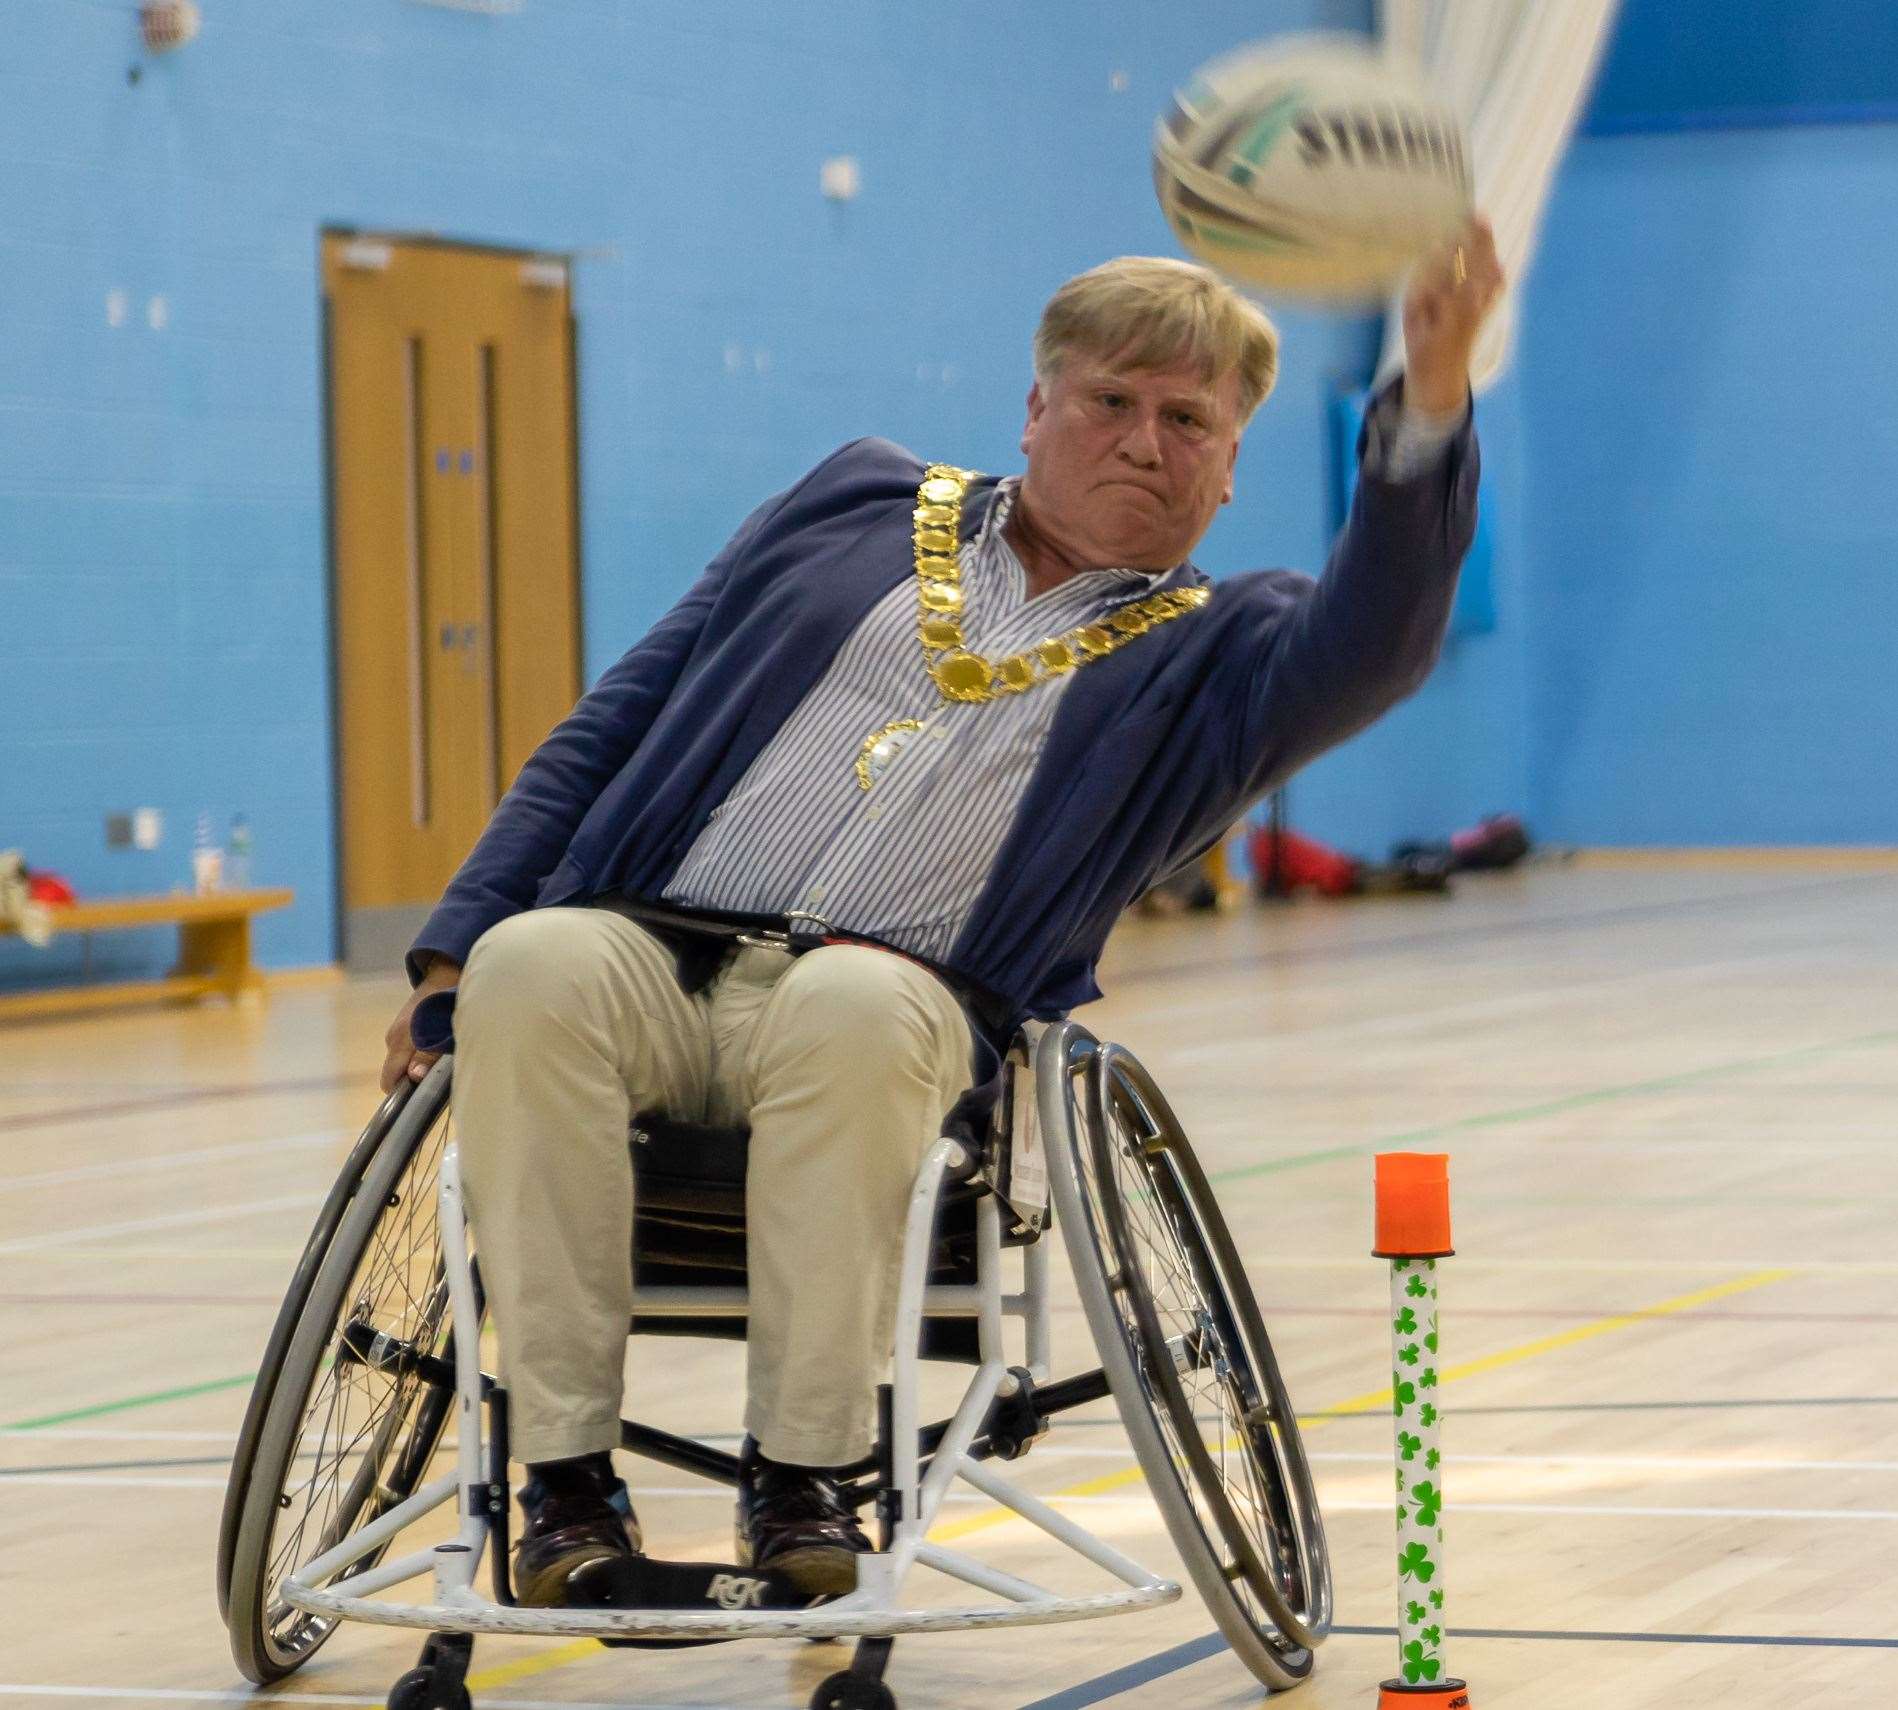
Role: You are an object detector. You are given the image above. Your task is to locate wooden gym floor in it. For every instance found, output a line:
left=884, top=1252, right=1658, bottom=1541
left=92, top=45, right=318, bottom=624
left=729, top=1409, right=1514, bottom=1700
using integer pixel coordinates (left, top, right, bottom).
left=2, top=857, right=1894, bottom=1709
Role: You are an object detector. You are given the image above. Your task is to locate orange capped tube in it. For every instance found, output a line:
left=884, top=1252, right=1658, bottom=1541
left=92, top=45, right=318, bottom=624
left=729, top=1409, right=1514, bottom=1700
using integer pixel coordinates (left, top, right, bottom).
left=1373, top=1151, right=1454, bottom=1259
left=1373, top=1153, right=1469, bottom=1708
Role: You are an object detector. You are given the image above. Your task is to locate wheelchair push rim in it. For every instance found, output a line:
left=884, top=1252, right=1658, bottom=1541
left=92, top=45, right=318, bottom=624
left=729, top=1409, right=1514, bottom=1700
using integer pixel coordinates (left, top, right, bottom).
left=1087, top=1042, right=1333, bottom=1646
left=1039, top=1022, right=1331, bottom=1687
left=216, top=1075, right=429, bottom=1621
left=222, top=1059, right=470, bottom=1683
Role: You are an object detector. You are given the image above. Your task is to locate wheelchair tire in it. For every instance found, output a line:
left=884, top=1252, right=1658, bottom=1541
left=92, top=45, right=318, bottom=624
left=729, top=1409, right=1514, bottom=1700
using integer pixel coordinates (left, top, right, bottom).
left=216, top=1076, right=435, bottom=1621
left=224, top=1058, right=470, bottom=1684
left=1038, top=1023, right=1331, bottom=1691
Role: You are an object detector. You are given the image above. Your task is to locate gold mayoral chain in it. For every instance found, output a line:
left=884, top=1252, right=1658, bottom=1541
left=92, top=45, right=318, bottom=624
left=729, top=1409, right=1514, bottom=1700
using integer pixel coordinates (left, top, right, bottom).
left=855, top=463, right=1210, bottom=790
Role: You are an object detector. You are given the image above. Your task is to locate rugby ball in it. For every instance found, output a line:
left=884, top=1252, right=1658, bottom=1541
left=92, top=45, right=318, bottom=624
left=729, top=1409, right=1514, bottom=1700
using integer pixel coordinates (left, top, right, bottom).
left=1154, top=36, right=1472, bottom=300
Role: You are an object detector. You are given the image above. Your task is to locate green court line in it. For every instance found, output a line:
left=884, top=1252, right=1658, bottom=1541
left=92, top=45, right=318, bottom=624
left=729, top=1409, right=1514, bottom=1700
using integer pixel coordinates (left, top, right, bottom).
left=1209, top=1026, right=1898, bottom=1188
left=3, top=1372, right=255, bottom=1432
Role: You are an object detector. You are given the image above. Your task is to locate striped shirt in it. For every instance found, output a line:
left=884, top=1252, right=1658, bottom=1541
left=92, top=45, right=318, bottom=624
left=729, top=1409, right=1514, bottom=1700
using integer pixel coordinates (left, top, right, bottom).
left=663, top=403, right=1460, bottom=963
left=663, top=478, right=1162, bottom=963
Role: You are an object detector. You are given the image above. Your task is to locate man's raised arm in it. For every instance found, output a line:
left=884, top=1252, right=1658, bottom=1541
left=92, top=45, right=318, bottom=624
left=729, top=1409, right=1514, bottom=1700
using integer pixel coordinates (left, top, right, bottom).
left=1227, top=218, right=1505, bottom=796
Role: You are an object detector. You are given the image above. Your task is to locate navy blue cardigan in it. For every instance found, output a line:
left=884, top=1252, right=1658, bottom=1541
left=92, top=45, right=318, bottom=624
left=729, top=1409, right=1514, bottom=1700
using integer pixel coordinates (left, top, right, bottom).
left=413, top=412, right=1477, bottom=1032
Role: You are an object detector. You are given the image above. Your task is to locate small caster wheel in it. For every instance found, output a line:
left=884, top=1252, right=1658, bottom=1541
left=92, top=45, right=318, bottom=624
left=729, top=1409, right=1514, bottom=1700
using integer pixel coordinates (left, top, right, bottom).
left=810, top=1671, right=896, bottom=1710
left=387, top=1666, right=472, bottom=1710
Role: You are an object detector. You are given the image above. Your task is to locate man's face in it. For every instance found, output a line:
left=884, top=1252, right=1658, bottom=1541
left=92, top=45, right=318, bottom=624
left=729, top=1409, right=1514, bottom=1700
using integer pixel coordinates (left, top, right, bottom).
left=1017, top=353, right=1244, bottom=571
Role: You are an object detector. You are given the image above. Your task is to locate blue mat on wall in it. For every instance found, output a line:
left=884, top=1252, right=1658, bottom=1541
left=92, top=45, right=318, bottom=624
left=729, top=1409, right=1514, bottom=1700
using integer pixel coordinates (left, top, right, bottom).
left=1585, top=0, right=1898, bottom=133
left=1329, top=387, right=1495, bottom=637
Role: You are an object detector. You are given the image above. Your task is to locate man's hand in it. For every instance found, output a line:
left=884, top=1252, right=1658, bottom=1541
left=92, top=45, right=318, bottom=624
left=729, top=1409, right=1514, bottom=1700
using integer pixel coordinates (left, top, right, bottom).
left=380, top=954, right=463, bottom=1093
left=1402, top=214, right=1506, bottom=418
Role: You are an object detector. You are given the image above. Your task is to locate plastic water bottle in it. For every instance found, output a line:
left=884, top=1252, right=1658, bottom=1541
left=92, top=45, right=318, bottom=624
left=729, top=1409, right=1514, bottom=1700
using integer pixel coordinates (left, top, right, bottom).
left=192, top=812, right=224, bottom=895
left=228, top=814, right=253, bottom=890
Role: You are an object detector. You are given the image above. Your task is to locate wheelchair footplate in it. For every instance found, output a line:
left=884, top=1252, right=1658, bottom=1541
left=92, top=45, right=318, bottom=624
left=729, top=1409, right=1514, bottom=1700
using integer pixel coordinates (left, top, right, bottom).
left=568, top=1554, right=819, bottom=1649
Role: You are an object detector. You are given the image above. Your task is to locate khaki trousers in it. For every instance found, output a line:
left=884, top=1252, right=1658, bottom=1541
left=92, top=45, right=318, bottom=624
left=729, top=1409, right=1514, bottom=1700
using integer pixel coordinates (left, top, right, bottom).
left=451, top=905, right=974, bottom=1467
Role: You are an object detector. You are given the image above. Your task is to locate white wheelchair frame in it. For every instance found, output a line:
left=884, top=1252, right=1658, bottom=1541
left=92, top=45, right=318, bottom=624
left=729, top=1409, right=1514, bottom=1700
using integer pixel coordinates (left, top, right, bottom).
left=226, top=1018, right=1329, bottom=1707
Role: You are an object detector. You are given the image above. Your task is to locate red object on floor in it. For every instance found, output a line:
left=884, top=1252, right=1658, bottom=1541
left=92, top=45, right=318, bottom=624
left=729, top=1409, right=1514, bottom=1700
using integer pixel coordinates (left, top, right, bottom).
left=1246, top=825, right=1361, bottom=897
left=1448, top=812, right=1530, bottom=870
left=27, top=872, right=77, bottom=905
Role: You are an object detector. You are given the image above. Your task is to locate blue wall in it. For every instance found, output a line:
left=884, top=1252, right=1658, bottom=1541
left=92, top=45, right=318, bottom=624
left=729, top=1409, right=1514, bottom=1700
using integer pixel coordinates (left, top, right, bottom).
left=7, top=1, right=1889, bottom=994
left=1518, top=121, right=1898, bottom=845
left=1586, top=0, right=1898, bottom=132
left=0, top=0, right=1370, bottom=985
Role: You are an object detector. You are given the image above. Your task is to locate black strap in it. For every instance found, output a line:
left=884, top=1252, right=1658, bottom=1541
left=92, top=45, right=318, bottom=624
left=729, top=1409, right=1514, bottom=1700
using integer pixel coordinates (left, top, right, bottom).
left=564, top=1552, right=818, bottom=1641
left=599, top=895, right=1012, bottom=1029
left=597, top=894, right=1016, bottom=1146
left=593, top=897, right=779, bottom=994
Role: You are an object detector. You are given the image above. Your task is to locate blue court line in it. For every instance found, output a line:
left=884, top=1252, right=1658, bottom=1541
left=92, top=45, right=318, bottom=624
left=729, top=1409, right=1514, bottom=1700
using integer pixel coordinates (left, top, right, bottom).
left=1052, top=1395, right=1898, bottom=1428
left=1018, top=1624, right=1898, bottom=1710
left=1016, top=1634, right=1227, bottom=1710
left=1312, top=1395, right=1898, bottom=1417
left=1341, top=1625, right=1898, bottom=1650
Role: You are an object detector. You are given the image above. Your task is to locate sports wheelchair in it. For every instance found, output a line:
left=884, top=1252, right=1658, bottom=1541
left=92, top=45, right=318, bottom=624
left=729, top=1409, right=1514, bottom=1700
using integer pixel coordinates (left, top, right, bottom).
left=218, top=1019, right=1332, bottom=1710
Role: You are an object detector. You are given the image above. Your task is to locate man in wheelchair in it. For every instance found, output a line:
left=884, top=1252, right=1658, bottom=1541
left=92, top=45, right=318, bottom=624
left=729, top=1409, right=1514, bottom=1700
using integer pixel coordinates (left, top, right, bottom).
left=379, top=232, right=1499, bottom=1612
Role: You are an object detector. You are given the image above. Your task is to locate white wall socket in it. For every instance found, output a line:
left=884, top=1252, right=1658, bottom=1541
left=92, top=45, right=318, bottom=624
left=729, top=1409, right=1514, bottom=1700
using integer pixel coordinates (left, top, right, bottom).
left=132, top=808, right=163, bottom=849
left=820, top=156, right=861, bottom=201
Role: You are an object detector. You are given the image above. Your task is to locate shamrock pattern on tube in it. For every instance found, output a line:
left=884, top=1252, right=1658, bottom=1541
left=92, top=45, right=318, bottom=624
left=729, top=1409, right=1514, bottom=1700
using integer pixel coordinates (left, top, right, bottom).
left=1388, top=1260, right=1447, bottom=1683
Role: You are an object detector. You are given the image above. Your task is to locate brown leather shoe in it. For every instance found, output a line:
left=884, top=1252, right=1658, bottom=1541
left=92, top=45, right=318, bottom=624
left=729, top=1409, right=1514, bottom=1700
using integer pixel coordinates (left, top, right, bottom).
left=513, top=1476, right=644, bottom=1608
left=734, top=1437, right=871, bottom=1596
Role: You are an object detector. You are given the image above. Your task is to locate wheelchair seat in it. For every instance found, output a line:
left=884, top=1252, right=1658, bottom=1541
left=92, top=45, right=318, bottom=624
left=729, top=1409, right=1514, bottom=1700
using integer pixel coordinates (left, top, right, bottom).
left=627, top=1111, right=1003, bottom=1362
left=629, top=1113, right=752, bottom=1217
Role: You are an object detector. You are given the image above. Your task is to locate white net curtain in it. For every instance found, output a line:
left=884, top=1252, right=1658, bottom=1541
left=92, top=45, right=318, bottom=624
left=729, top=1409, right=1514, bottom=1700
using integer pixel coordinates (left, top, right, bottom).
left=1377, top=0, right=1622, bottom=392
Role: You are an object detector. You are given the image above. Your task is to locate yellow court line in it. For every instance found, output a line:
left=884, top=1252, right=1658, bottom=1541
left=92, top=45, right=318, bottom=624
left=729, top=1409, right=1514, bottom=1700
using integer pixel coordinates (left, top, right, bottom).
left=1315, top=1266, right=1797, bottom=1419
left=440, top=1264, right=1792, bottom=1695
left=466, top=1638, right=604, bottom=1695
left=926, top=1265, right=1795, bottom=1541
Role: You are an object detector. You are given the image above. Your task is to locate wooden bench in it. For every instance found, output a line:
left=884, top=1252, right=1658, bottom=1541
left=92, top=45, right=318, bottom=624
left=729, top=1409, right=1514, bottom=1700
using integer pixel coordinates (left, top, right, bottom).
left=0, top=888, right=295, bottom=1022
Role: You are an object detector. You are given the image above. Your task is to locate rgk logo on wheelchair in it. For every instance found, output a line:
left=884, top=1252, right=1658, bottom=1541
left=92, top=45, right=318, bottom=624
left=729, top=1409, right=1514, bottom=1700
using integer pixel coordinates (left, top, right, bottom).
left=218, top=1023, right=1332, bottom=1710
left=707, top=1573, right=771, bottom=1611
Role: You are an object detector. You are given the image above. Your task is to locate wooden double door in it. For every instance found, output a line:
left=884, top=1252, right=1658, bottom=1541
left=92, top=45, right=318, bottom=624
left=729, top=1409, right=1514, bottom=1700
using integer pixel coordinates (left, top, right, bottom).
left=324, top=234, right=581, bottom=971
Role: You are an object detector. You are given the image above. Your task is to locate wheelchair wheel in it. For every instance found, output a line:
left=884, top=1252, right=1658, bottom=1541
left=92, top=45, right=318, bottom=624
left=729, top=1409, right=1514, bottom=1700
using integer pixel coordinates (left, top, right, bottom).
left=1039, top=1023, right=1331, bottom=1691
left=223, top=1058, right=472, bottom=1684
left=216, top=1077, right=436, bottom=1620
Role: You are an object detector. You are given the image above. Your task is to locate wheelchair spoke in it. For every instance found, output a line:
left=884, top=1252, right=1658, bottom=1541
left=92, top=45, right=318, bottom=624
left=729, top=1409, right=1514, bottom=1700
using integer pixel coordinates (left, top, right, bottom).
left=1169, top=1261, right=1298, bottom=1584
left=1071, top=1043, right=1325, bottom=1651
left=1104, top=1109, right=1199, bottom=1322
left=253, top=1112, right=459, bottom=1659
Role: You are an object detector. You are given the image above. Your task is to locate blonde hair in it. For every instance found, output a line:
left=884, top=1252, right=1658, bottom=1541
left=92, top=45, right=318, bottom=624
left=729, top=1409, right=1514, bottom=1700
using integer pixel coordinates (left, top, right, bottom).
left=1033, top=256, right=1279, bottom=424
